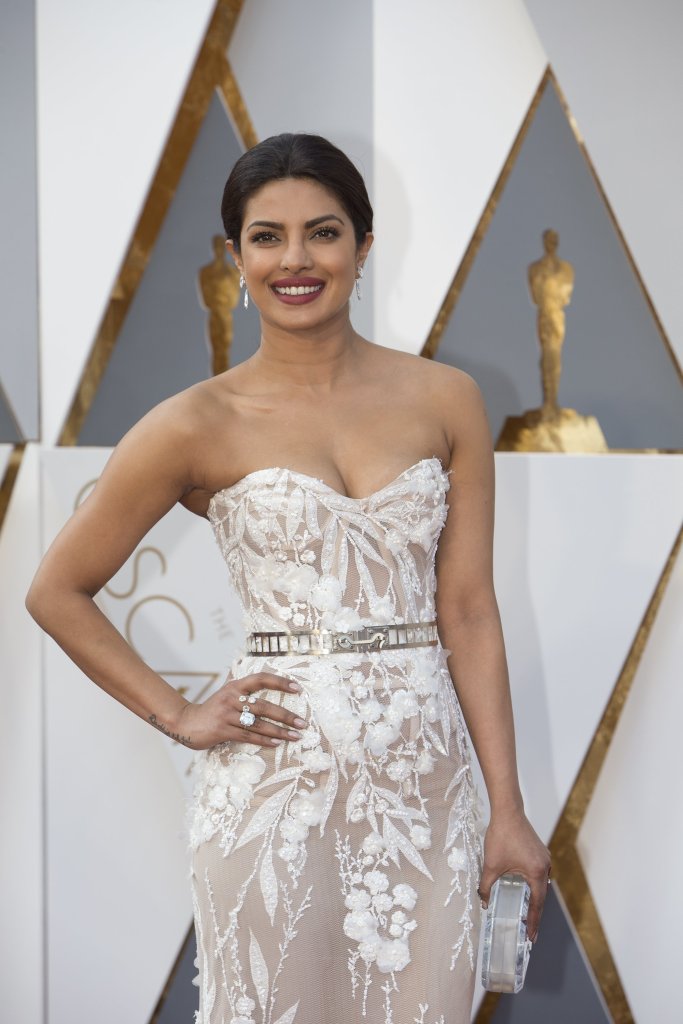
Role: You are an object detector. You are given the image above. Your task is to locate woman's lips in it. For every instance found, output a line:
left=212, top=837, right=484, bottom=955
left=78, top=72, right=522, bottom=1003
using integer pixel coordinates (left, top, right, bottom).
left=270, top=278, right=325, bottom=305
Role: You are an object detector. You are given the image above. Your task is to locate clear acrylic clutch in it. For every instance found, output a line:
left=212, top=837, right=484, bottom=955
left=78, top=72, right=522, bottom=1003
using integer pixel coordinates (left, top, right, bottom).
left=480, top=873, right=532, bottom=994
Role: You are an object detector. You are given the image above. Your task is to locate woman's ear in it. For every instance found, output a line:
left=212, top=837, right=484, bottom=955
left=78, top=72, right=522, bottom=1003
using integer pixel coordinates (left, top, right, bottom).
left=357, top=232, right=374, bottom=270
left=225, top=239, right=242, bottom=274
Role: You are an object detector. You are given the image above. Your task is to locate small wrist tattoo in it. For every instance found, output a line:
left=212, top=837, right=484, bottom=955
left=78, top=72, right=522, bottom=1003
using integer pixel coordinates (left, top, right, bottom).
left=148, top=713, right=192, bottom=747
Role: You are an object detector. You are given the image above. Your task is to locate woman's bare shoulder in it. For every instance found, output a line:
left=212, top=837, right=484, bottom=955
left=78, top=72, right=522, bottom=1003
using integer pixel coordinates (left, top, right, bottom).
left=147, top=369, right=246, bottom=435
left=367, top=342, right=482, bottom=404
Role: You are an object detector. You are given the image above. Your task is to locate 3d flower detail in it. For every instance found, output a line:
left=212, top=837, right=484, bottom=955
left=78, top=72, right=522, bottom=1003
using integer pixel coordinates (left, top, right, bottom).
left=362, top=831, right=385, bottom=856
left=392, top=883, right=418, bottom=910
left=299, top=747, right=333, bottom=773
left=447, top=846, right=469, bottom=873
left=327, top=606, right=364, bottom=632
left=383, top=528, right=406, bottom=554
left=364, top=719, right=402, bottom=756
left=343, top=909, right=379, bottom=943
left=390, top=688, right=420, bottom=719
left=369, top=597, right=395, bottom=621
left=290, top=787, right=325, bottom=826
left=279, top=816, right=310, bottom=843
left=372, top=893, right=393, bottom=912
left=363, top=869, right=390, bottom=895
left=415, top=750, right=437, bottom=774
left=409, top=824, right=432, bottom=850
left=375, top=937, right=411, bottom=973
left=386, top=758, right=412, bottom=783
left=309, top=575, right=343, bottom=611
left=344, top=887, right=372, bottom=911
left=358, top=698, right=383, bottom=724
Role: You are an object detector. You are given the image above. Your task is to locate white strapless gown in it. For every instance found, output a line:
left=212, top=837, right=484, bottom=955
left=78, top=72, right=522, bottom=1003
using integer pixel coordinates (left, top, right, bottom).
left=189, top=458, right=484, bottom=1024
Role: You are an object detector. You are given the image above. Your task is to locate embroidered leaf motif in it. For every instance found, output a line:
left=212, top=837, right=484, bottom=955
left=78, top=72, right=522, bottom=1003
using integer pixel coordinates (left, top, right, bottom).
left=437, top=685, right=452, bottom=752
left=366, top=802, right=379, bottom=835
left=249, top=928, right=269, bottom=1012
left=259, top=846, right=279, bottom=925
left=352, top=546, right=380, bottom=605
left=286, top=486, right=305, bottom=542
left=424, top=720, right=447, bottom=756
left=373, top=786, right=425, bottom=820
left=382, top=813, right=434, bottom=880
left=320, top=517, right=338, bottom=575
left=445, top=803, right=465, bottom=851
left=233, top=502, right=246, bottom=546
left=337, top=533, right=349, bottom=591
left=385, top=805, right=426, bottom=825
left=345, top=775, right=366, bottom=822
left=254, top=766, right=303, bottom=792
left=305, top=491, right=322, bottom=538
left=349, top=530, right=390, bottom=566
left=319, top=751, right=338, bottom=836
left=444, top=764, right=469, bottom=801
left=234, top=783, right=295, bottom=850
left=274, top=1001, right=300, bottom=1024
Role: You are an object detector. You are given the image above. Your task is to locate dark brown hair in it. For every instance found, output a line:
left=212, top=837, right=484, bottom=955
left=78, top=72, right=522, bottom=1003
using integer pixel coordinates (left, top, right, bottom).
left=221, top=133, right=373, bottom=251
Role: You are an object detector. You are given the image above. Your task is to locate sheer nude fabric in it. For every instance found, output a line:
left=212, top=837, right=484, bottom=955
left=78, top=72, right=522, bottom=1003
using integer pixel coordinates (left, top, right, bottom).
left=189, top=458, right=484, bottom=1024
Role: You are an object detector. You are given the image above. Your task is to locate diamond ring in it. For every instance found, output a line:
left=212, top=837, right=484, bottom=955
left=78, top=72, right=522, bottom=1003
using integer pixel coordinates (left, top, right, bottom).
left=238, top=694, right=258, bottom=704
left=239, top=707, right=256, bottom=728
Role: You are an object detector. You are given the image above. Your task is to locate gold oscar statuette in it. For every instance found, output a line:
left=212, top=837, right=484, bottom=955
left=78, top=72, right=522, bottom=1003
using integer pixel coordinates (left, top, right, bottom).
left=496, top=229, right=608, bottom=452
left=197, top=235, right=241, bottom=376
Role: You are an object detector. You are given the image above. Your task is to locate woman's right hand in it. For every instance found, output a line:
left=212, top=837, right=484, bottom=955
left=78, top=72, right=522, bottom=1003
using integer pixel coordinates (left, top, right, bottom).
left=172, top=672, right=309, bottom=750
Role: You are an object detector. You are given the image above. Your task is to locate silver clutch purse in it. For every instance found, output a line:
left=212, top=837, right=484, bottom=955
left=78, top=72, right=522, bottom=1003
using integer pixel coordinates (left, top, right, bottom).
left=480, top=873, right=533, bottom=993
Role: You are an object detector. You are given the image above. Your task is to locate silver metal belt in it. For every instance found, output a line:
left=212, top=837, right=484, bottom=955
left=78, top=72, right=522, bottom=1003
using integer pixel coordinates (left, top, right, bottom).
left=245, top=620, right=438, bottom=657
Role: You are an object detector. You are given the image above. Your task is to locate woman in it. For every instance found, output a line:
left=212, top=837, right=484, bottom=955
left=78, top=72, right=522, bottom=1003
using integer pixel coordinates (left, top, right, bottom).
left=27, top=133, right=550, bottom=1024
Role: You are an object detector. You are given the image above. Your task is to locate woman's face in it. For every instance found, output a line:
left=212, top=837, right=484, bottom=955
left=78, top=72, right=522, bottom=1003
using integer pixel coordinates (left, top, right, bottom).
left=228, top=177, right=372, bottom=333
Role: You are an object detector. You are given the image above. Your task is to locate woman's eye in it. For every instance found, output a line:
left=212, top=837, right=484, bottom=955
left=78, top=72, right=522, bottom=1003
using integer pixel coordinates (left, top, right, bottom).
left=250, top=231, right=278, bottom=243
left=313, top=226, right=340, bottom=239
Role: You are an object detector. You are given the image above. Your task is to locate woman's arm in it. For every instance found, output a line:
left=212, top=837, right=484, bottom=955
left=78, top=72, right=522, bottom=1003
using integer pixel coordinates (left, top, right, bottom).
left=433, top=369, right=551, bottom=940
left=25, top=398, right=223, bottom=746
left=27, top=396, right=304, bottom=751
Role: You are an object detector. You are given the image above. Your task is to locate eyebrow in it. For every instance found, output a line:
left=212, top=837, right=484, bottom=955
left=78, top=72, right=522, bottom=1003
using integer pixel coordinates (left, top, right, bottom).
left=246, top=214, right=344, bottom=231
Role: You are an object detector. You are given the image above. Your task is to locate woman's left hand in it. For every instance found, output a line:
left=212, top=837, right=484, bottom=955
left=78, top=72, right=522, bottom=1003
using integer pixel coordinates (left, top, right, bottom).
left=478, top=808, right=552, bottom=942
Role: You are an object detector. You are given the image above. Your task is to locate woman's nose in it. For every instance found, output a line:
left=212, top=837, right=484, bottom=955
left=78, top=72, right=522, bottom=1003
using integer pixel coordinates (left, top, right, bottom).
left=280, top=238, right=312, bottom=273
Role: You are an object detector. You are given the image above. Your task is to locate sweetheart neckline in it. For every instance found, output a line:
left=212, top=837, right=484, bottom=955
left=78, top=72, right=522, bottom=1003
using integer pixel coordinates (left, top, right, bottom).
left=207, top=456, right=448, bottom=512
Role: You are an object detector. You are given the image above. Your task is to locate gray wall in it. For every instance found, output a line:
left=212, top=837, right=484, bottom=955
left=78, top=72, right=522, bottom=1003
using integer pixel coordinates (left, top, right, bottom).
left=0, top=0, right=39, bottom=441
left=79, top=94, right=260, bottom=445
left=434, top=82, right=682, bottom=450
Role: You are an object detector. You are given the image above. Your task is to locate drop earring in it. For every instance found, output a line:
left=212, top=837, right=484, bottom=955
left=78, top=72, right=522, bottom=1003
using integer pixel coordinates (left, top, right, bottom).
left=355, top=264, right=363, bottom=300
left=239, top=273, right=249, bottom=310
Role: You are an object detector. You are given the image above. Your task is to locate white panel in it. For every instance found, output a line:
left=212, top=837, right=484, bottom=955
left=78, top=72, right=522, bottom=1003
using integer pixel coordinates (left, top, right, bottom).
left=373, top=0, right=547, bottom=352
left=578, top=534, right=683, bottom=1024
left=41, top=448, right=243, bottom=1024
left=229, top=0, right=374, bottom=339
left=0, top=443, right=12, bottom=481
left=523, top=0, right=683, bottom=366
left=491, top=453, right=683, bottom=840
left=37, top=0, right=216, bottom=443
left=0, top=445, right=43, bottom=1024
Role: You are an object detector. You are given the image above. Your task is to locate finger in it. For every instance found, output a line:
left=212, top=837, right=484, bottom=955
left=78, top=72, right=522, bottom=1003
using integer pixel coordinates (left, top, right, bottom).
left=232, top=678, right=308, bottom=736
left=477, top=864, right=500, bottom=908
left=525, top=877, right=549, bottom=942
left=242, top=693, right=308, bottom=730
left=228, top=725, right=279, bottom=747
left=253, top=671, right=303, bottom=694
left=230, top=707, right=304, bottom=745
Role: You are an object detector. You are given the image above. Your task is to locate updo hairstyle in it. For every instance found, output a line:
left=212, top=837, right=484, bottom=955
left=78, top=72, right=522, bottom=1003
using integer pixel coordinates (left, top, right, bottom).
left=221, top=133, right=373, bottom=252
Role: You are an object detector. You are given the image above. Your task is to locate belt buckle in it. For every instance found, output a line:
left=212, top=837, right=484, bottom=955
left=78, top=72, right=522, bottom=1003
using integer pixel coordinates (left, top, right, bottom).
left=333, top=626, right=389, bottom=653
